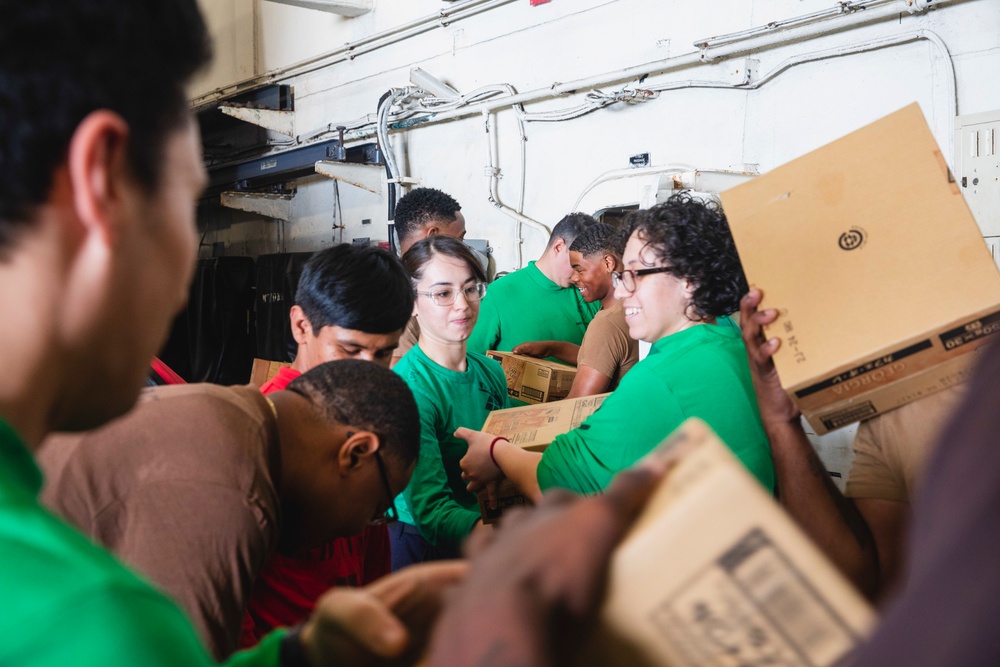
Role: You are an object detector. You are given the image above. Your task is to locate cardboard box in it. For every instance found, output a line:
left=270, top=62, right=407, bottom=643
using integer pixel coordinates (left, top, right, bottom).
left=583, top=418, right=877, bottom=667
left=485, top=351, right=577, bottom=404
left=721, top=103, right=1000, bottom=433
left=477, top=393, right=610, bottom=523
left=249, top=358, right=290, bottom=387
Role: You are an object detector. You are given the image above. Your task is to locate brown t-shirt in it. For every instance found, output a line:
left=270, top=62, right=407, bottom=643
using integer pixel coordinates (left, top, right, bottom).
left=844, top=384, right=966, bottom=502
left=38, top=384, right=281, bottom=659
left=394, top=316, right=420, bottom=361
left=576, top=300, right=639, bottom=391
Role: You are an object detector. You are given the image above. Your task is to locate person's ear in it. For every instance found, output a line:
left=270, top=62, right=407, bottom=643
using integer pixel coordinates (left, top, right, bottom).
left=66, top=110, right=132, bottom=245
left=337, top=430, right=380, bottom=472
left=552, top=238, right=566, bottom=255
left=603, top=254, right=616, bottom=273
left=290, top=305, right=314, bottom=345
left=425, top=225, right=440, bottom=238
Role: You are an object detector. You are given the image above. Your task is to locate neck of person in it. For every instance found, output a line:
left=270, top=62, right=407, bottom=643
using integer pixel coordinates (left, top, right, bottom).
left=0, top=247, right=81, bottom=450
left=533, top=250, right=561, bottom=285
left=420, top=335, right=469, bottom=373
left=599, top=290, right=618, bottom=311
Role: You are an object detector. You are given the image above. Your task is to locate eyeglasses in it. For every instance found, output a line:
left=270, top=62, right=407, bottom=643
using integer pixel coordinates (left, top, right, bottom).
left=611, top=267, right=674, bottom=294
left=370, top=449, right=399, bottom=526
left=415, top=282, right=487, bottom=307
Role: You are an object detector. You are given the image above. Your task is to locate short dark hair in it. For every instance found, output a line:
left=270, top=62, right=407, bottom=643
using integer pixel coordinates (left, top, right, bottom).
left=546, top=212, right=598, bottom=250
left=295, top=244, right=414, bottom=334
left=0, top=1, right=212, bottom=250
left=569, top=222, right=623, bottom=259
left=393, top=188, right=462, bottom=244
left=288, top=359, right=420, bottom=467
left=401, top=236, right=488, bottom=285
left=623, top=194, right=748, bottom=321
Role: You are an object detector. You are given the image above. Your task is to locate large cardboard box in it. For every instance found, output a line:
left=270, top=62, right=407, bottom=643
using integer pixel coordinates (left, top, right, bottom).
left=477, top=393, right=610, bottom=522
left=721, top=103, right=1000, bottom=433
left=249, top=358, right=290, bottom=387
left=584, top=418, right=877, bottom=667
left=485, top=351, right=577, bottom=404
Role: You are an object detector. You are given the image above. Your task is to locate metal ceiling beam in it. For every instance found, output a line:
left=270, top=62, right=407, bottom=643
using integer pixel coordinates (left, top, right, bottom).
left=314, top=160, right=384, bottom=195
left=219, top=106, right=295, bottom=136
left=264, top=0, right=373, bottom=17
left=220, top=191, right=294, bottom=221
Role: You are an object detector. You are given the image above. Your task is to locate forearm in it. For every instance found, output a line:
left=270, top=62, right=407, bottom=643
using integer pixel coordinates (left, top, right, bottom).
left=546, top=341, right=579, bottom=366
left=766, top=420, right=879, bottom=597
left=565, top=365, right=611, bottom=399
left=411, top=489, right=481, bottom=551
left=493, top=441, right=543, bottom=502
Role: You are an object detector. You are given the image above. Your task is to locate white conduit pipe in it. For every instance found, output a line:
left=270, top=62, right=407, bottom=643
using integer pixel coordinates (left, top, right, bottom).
left=571, top=164, right=695, bottom=212
left=632, top=28, right=957, bottom=159
left=484, top=111, right=550, bottom=249
left=345, top=0, right=952, bottom=140
left=191, top=0, right=518, bottom=109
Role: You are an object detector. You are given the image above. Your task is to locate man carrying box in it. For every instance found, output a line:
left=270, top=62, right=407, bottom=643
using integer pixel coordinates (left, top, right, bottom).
left=741, top=287, right=965, bottom=600
left=514, top=222, right=639, bottom=398
left=467, top=213, right=601, bottom=361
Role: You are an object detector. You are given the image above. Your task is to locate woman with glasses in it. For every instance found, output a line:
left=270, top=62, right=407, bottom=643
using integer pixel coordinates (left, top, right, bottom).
left=459, top=194, right=774, bottom=502
left=390, top=236, right=510, bottom=570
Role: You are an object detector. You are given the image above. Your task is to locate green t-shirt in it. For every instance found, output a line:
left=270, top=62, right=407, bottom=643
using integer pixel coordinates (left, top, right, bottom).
left=393, top=346, right=509, bottom=550
left=0, top=418, right=283, bottom=667
left=537, top=322, right=775, bottom=495
left=467, top=261, right=601, bottom=361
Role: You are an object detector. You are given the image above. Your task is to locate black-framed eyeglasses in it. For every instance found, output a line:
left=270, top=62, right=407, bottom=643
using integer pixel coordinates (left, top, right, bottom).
left=611, top=267, right=674, bottom=294
left=415, top=282, right=487, bottom=307
left=370, top=449, right=398, bottom=526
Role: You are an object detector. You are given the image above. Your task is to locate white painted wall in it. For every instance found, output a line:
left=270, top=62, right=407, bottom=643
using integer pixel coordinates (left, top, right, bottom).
left=192, top=0, right=1000, bottom=269
left=190, top=0, right=999, bottom=469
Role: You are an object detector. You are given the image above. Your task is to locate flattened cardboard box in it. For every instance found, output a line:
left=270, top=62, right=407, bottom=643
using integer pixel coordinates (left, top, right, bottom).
left=250, top=358, right=290, bottom=387
left=582, top=418, right=876, bottom=667
left=485, top=351, right=577, bottom=404
left=721, top=103, right=1000, bottom=433
left=477, top=393, right=610, bottom=523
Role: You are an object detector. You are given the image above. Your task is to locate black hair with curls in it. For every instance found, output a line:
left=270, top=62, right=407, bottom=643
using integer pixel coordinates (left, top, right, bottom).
left=622, top=194, right=748, bottom=321
left=393, top=188, right=462, bottom=245
left=569, top=222, right=623, bottom=260
left=288, top=359, right=420, bottom=468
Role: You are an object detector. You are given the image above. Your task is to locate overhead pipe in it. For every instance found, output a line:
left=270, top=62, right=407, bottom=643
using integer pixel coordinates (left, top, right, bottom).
left=572, top=164, right=696, bottom=212
left=264, top=0, right=374, bottom=17
left=344, top=0, right=952, bottom=140
left=191, top=0, right=518, bottom=109
left=483, top=110, right=549, bottom=266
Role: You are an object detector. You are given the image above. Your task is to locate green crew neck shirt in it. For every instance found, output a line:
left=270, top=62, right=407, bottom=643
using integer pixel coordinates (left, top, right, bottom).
left=537, top=321, right=775, bottom=495
left=467, top=261, right=601, bottom=361
left=393, top=345, right=510, bottom=549
left=0, top=419, right=283, bottom=666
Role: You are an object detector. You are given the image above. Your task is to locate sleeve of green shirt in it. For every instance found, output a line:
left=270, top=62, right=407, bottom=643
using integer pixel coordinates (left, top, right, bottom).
left=537, top=364, right=684, bottom=495
left=404, top=390, right=480, bottom=549
left=467, top=292, right=501, bottom=355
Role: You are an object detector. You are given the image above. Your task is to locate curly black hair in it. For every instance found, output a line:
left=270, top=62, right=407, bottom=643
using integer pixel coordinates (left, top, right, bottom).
left=622, top=194, right=747, bottom=321
left=393, top=187, right=462, bottom=244
left=288, top=359, right=420, bottom=468
left=569, top=222, right=623, bottom=259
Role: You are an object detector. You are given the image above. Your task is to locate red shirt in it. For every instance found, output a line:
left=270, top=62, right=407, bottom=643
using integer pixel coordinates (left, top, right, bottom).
left=240, top=366, right=392, bottom=647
